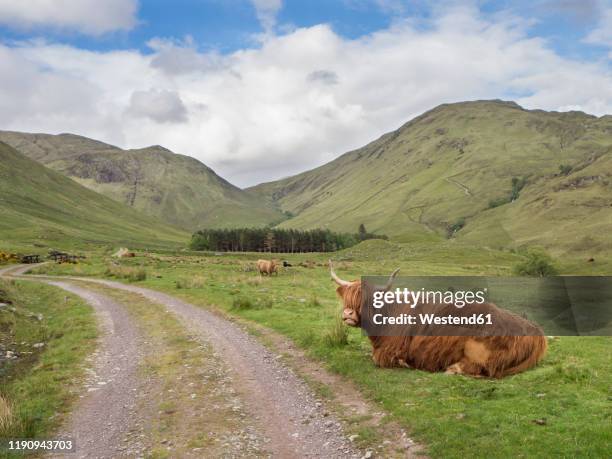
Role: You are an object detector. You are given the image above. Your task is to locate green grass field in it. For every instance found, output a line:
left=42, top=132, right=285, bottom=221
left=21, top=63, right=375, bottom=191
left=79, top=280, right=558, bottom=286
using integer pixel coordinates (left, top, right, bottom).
left=31, top=239, right=612, bottom=458
left=0, top=279, right=97, bottom=456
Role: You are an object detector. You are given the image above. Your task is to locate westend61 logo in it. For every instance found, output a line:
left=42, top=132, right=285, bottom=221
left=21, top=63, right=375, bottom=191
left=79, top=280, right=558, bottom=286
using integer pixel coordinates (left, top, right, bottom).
left=361, top=276, right=612, bottom=337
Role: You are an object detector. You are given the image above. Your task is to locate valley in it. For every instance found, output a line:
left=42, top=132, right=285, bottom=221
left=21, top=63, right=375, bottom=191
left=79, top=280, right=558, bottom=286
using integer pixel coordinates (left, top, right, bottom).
left=1, top=99, right=610, bottom=459
left=3, top=100, right=612, bottom=257
left=0, top=131, right=284, bottom=232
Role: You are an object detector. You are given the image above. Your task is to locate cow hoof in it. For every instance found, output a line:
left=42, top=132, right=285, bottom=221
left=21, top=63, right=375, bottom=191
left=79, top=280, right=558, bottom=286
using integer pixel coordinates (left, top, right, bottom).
left=398, top=359, right=412, bottom=369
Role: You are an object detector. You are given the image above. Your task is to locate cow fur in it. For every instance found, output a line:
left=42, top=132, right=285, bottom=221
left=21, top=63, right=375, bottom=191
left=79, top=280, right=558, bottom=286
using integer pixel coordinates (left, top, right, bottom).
left=335, top=281, right=547, bottom=378
left=257, top=259, right=278, bottom=276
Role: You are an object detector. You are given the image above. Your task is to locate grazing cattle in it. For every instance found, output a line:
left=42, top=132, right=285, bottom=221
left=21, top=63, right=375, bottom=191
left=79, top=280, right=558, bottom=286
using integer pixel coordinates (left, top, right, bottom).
left=257, top=259, right=278, bottom=276
left=283, top=261, right=292, bottom=267
left=329, top=261, right=547, bottom=378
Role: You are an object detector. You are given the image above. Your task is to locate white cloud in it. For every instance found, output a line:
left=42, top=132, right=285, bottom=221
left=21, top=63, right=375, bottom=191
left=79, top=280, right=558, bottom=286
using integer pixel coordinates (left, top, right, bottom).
left=0, top=0, right=138, bottom=35
left=1, top=7, right=612, bottom=187
left=584, top=7, right=612, bottom=49
left=307, top=70, right=339, bottom=85
left=251, top=0, right=283, bottom=32
left=127, top=89, right=188, bottom=123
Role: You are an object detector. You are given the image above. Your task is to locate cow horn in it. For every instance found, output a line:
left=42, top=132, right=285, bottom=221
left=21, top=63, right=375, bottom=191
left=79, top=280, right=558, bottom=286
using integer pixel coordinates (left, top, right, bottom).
left=329, top=259, right=351, bottom=286
left=383, top=268, right=400, bottom=290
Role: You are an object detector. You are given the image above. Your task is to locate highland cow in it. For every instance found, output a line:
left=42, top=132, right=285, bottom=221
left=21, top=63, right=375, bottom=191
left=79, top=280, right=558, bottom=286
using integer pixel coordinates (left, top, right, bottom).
left=257, top=259, right=278, bottom=276
left=330, top=261, right=547, bottom=378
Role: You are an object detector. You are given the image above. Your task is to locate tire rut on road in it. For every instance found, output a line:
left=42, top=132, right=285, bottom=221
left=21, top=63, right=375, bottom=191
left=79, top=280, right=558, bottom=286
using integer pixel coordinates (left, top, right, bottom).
left=1, top=266, right=146, bottom=458
left=45, top=282, right=146, bottom=459
left=60, top=277, right=361, bottom=458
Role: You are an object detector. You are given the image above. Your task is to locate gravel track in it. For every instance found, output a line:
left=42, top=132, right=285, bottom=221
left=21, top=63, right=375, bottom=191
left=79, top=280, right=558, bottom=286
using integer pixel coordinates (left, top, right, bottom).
left=46, top=282, right=146, bottom=458
left=60, top=277, right=360, bottom=458
left=3, top=266, right=361, bottom=458
left=1, top=266, right=146, bottom=458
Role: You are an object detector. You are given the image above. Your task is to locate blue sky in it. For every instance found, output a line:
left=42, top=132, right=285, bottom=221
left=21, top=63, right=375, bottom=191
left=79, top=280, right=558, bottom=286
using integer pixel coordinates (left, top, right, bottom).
left=0, top=0, right=611, bottom=185
left=1, top=0, right=608, bottom=59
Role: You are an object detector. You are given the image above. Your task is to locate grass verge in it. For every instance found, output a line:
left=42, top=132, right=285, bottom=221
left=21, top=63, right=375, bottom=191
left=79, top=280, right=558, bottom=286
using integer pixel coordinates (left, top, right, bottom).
left=27, top=243, right=612, bottom=458
left=0, top=279, right=97, bottom=457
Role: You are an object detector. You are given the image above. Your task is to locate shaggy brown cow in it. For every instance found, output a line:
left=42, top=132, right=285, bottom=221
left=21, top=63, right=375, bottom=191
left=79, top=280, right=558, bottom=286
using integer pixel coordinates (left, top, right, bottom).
left=257, top=259, right=278, bottom=276
left=329, top=261, right=547, bottom=378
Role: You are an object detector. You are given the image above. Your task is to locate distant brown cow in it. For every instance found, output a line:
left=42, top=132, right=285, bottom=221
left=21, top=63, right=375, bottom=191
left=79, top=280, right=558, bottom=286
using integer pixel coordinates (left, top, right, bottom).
left=257, top=259, right=278, bottom=276
left=329, top=261, right=547, bottom=378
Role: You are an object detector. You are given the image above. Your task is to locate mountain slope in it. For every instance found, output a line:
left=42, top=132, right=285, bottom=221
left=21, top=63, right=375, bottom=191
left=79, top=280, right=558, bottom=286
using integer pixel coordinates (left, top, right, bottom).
left=0, top=131, right=284, bottom=231
left=249, top=100, right=612, bottom=255
left=0, top=142, right=188, bottom=250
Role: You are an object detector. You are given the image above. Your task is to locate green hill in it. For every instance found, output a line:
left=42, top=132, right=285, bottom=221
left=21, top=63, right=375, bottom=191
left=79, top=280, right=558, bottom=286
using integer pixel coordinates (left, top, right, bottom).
left=0, top=142, right=189, bottom=251
left=0, top=131, right=284, bottom=231
left=249, top=100, right=612, bottom=256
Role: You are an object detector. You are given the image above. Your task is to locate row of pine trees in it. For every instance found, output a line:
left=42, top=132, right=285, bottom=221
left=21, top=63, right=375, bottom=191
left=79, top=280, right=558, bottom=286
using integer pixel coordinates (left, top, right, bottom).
left=189, top=225, right=386, bottom=253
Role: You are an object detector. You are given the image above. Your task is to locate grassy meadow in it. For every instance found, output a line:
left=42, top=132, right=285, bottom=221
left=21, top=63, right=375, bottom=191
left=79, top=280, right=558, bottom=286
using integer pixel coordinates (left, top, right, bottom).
left=29, top=239, right=612, bottom=458
left=2, top=98, right=610, bottom=457
left=0, top=279, right=97, bottom=456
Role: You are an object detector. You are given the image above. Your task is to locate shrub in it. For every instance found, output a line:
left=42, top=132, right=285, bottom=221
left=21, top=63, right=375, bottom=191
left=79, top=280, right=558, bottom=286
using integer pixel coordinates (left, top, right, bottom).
left=559, top=164, right=572, bottom=176
left=231, top=296, right=254, bottom=310
left=487, top=176, right=527, bottom=209
left=0, top=395, right=14, bottom=435
left=324, top=315, right=348, bottom=347
left=105, top=265, right=147, bottom=282
left=510, top=176, right=527, bottom=201
left=488, top=197, right=511, bottom=209
left=298, top=329, right=316, bottom=347
left=128, top=268, right=146, bottom=282
left=230, top=296, right=273, bottom=310
left=513, top=250, right=558, bottom=277
left=29, top=264, right=51, bottom=275
left=447, top=217, right=466, bottom=237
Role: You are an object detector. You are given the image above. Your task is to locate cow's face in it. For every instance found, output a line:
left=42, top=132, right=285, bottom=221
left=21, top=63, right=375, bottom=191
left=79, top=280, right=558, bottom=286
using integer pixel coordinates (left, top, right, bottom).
left=336, top=282, right=362, bottom=327
left=329, top=260, right=399, bottom=328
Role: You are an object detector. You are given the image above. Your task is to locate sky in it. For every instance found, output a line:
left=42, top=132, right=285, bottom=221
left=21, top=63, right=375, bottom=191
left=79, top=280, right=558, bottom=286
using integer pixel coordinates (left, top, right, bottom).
left=1, top=0, right=611, bottom=187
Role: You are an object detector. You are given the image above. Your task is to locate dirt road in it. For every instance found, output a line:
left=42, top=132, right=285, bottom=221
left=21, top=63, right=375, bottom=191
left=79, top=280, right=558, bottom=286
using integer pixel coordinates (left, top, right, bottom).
left=2, top=266, right=147, bottom=458
left=2, top=266, right=363, bottom=458
left=47, top=282, right=148, bottom=458
left=64, top=277, right=360, bottom=458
